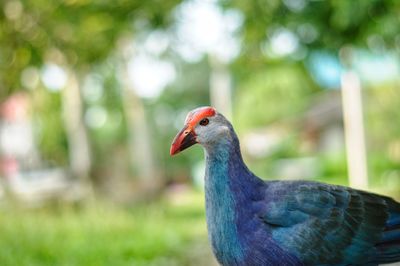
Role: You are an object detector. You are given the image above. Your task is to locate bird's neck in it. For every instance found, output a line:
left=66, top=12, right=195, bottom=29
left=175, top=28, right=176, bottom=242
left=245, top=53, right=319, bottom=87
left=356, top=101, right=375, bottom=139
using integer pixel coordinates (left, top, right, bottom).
left=204, top=131, right=261, bottom=188
left=203, top=132, right=261, bottom=264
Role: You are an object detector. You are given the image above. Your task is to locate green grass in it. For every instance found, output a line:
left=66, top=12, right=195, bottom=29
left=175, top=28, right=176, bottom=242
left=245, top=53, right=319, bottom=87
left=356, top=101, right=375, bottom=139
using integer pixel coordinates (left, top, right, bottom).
left=1, top=185, right=397, bottom=266
left=0, top=190, right=216, bottom=266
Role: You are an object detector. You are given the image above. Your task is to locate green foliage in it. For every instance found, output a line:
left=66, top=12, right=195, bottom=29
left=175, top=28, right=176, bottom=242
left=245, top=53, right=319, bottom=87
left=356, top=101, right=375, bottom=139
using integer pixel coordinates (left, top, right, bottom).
left=224, top=0, right=400, bottom=193
left=0, top=0, right=180, bottom=99
left=0, top=0, right=397, bottom=207
left=235, top=63, right=317, bottom=130
left=363, top=84, right=400, bottom=189
left=0, top=191, right=213, bottom=266
left=365, top=84, right=400, bottom=142
left=317, top=154, right=348, bottom=186
left=85, top=64, right=128, bottom=155
left=227, top=0, right=400, bottom=57
left=32, top=88, right=68, bottom=165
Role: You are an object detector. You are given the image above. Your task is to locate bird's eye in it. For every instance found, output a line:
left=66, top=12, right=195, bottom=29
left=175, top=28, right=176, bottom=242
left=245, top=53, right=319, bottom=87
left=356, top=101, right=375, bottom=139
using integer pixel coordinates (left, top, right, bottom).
left=199, top=118, right=209, bottom=126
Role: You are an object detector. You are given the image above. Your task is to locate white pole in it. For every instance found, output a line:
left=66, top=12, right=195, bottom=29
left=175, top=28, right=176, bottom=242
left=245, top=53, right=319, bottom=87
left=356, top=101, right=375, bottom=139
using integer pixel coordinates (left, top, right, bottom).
left=340, top=71, right=368, bottom=189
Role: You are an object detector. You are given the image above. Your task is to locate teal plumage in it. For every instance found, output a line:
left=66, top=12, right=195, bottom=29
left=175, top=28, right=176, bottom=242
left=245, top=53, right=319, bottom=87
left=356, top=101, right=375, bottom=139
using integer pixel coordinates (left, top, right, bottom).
left=204, top=140, right=245, bottom=265
left=171, top=106, right=400, bottom=266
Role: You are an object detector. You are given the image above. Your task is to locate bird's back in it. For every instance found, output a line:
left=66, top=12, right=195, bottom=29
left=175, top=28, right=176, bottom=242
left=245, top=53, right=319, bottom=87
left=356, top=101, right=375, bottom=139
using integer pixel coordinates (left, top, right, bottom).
left=201, top=124, right=400, bottom=265
left=257, top=180, right=400, bottom=265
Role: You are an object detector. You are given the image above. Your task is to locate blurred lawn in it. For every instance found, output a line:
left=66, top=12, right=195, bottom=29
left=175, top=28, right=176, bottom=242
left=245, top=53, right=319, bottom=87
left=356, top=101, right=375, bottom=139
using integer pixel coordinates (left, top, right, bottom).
left=0, top=185, right=397, bottom=266
left=0, top=190, right=216, bottom=266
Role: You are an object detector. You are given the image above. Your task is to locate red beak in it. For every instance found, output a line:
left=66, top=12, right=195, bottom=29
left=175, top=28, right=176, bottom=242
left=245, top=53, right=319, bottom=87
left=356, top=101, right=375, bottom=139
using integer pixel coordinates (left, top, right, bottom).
left=170, top=126, right=197, bottom=156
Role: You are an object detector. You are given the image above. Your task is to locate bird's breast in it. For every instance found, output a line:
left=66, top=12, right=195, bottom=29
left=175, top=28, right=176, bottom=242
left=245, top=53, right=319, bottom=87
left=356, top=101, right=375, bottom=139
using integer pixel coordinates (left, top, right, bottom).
left=204, top=158, right=246, bottom=265
left=203, top=145, right=303, bottom=265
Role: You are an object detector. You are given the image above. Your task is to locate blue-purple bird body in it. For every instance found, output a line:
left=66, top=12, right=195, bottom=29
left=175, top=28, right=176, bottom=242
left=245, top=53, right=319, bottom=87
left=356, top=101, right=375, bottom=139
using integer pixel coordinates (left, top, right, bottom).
left=170, top=107, right=400, bottom=266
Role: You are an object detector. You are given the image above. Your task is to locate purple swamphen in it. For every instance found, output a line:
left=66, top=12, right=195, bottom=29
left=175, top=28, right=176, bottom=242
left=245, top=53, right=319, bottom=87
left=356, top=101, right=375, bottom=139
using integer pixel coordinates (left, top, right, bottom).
left=170, top=106, right=400, bottom=266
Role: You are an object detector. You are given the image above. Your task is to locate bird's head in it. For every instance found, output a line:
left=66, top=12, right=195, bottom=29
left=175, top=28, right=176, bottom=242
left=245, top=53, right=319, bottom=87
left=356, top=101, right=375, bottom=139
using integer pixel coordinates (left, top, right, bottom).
left=170, top=106, right=232, bottom=156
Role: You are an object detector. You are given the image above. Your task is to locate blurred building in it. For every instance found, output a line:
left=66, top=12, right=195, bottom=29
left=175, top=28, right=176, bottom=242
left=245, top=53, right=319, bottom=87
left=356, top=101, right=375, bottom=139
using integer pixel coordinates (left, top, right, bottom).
left=302, top=91, right=344, bottom=154
left=242, top=91, right=345, bottom=180
left=0, top=93, right=38, bottom=176
left=0, top=93, right=82, bottom=206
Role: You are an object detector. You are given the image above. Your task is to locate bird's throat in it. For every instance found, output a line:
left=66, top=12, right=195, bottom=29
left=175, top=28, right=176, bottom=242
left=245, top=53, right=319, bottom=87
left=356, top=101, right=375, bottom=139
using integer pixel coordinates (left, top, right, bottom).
left=204, top=141, right=246, bottom=265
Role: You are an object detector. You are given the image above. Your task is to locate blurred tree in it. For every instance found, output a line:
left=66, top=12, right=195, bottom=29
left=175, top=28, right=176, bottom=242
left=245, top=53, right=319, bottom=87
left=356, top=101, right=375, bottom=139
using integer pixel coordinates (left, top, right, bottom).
left=224, top=0, right=400, bottom=191
left=0, top=0, right=179, bottom=97
left=224, top=0, right=400, bottom=102
left=149, top=57, right=211, bottom=184
left=225, top=0, right=400, bottom=67
left=0, top=0, right=180, bottom=186
left=235, top=63, right=315, bottom=130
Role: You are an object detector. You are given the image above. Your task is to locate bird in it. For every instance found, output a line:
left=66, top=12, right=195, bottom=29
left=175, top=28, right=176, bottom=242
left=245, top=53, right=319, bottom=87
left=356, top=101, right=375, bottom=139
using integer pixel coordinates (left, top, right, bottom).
left=170, top=106, right=400, bottom=266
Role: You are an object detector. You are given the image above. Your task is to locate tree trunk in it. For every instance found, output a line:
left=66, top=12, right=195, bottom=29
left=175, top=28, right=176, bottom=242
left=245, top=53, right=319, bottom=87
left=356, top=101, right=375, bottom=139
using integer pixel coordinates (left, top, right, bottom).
left=118, top=39, right=160, bottom=196
left=62, top=71, right=92, bottom=186
left=209, top=55, right=232, bottom=120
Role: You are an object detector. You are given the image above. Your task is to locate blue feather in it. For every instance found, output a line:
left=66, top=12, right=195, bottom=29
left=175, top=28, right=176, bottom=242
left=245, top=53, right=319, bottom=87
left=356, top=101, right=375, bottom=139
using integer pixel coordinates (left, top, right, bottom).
left=177, top=109, right=400, bottom=265
left=387, top=212, right=400, bottom=228
left=204, top=139, right=245, bottom=265
left=204, top=126, right=302, bottom=265
left=382, top=229, right=400, bottom=242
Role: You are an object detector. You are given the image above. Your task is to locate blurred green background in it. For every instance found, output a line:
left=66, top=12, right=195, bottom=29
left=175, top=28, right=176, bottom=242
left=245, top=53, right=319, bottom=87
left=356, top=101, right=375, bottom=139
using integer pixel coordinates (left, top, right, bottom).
left=0, top=0, right=399, bottom=265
